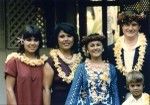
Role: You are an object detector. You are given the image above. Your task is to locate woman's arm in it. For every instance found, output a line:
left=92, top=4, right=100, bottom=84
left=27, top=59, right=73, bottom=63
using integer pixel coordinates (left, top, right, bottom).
left=65, top=64, right=84, bottom=105
left=110, top=64, right=120, bottom=105
left=5, top=75, right=17, bottom=105
left=43, top=62, right=54, bottom=105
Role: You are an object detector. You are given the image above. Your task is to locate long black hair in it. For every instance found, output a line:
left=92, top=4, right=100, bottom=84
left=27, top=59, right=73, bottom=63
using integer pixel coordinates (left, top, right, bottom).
left=17, top=24, right=42, bottom=58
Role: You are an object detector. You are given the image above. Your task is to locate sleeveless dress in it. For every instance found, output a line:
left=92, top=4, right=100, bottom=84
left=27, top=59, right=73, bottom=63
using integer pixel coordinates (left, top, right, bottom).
left=47, top=57, right=72, bottom=105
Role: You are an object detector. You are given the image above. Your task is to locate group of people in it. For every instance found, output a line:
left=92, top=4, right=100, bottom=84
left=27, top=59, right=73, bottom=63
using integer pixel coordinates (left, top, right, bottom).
left=4, top=10, right=150, bottom=105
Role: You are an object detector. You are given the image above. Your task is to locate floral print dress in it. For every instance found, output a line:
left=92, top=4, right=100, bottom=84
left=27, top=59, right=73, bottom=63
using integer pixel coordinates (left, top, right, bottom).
left=65, top=63, right=120, bottom=105
left=86, top=65, right=112, bottom=105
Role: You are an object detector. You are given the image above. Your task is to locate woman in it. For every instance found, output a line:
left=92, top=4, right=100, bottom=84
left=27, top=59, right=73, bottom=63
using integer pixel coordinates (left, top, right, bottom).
left=5, top=25, right=47, bottom=105
left=107, top=10, right=150, bottom=104
left=43, top=23, right=82, bottom=105
left=65, top=33, right=120, bottom=105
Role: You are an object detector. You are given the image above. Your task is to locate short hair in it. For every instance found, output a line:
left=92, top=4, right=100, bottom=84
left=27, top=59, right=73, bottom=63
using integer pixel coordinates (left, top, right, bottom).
left=81, top=33, right=105, bottom=49
left=17, top=24, right=42, bottom=57
left=126, top=71, right=144, bottom=86
left=53, top=22, right=79, bottom=53
left=81, top=33, right=105, bottom=60
left=117, top=10, right=145, bottom=25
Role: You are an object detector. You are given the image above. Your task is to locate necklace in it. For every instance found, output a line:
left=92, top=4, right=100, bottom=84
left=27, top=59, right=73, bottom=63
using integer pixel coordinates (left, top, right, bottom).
left=85, top=59, right=110, bottom=104
left=142, top=93, right=150, bottom=105
left=57, top=50, right=78, bottom=64
left=49, top=49, right=82, bottom=83
left=113, top=33, right=147, bottom=75
left=5, top=52, right=48, bottom=66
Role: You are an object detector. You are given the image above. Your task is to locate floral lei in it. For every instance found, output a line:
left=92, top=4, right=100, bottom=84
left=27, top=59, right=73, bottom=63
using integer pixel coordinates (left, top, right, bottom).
left=85, top=59, right=110, bottom=103
left=49, top=49, right=82, bottom=83
left=5, top=52, right=48, bottom=66
left=85, top=59, right=110, bottom=82
left=142, top=93, right=150, bottom=105
left=113, top=33, right=147, bottom=75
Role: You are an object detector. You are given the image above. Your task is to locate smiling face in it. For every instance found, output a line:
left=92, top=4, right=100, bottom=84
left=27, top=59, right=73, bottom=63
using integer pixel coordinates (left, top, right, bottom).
left=122, top=21, right=140, bottom=39
left=23, top=37, right=40, bottom=54
left=58, top=30, right=74, bottom=51
left=87, top=40, right=103, bottom=59
left=128, top=82, right=143, bottom=100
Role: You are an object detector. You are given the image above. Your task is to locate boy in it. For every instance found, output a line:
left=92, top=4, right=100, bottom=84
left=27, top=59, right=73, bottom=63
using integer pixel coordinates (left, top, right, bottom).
left=122, top=71, right=150, bottom=105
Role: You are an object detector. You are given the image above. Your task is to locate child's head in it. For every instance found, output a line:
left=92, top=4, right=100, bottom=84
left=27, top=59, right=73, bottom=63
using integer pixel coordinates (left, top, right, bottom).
left=126, top=71, right=144, bottom=99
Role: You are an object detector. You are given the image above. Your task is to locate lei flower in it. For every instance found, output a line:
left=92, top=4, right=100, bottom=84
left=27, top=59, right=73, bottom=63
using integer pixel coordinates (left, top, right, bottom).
left=113, top=33, right=147, bottom=75
left=85, top=59, right=110, bottom=104
left=142, top=93, right=150, bottom=105
left=85, top=59, right=110, bottom=84
left=5, top=52, right=48, bottom=66
left=49, top=49, right=82, bottom=83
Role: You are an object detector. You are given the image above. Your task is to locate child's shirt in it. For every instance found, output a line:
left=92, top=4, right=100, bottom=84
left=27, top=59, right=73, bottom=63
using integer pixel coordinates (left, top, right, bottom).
left=122, top=93, right=150, bottom=105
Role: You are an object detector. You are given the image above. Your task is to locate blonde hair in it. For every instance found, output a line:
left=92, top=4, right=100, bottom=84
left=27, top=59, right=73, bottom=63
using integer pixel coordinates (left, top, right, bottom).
left=126, top=71, right=144, bottom=87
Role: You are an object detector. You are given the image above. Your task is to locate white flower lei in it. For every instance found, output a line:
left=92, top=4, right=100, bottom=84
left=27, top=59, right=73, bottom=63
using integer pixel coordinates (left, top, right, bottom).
left=49, top=49, right=82, bottom=83
left=85, top=59, right=110, bottom=82
left=142, top=93, right=150, bottom=105
left=113, top=33, right=147, bottom=75
left=85, top=59, right=110, bottom=104
left=5, top=52, right=48, bottom=66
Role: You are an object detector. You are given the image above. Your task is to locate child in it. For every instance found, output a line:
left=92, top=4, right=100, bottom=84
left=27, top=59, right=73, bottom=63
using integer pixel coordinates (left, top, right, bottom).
left=122, top=71, right=150, bottom=105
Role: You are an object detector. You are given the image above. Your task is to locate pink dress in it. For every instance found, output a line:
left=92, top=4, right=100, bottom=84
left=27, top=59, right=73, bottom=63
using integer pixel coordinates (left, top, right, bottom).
left=5, top=57, right=44, bottom=105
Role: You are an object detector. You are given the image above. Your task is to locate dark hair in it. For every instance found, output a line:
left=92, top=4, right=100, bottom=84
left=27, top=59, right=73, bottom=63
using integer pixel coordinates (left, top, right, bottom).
left=126, top=71, right=144, bottom=87
left=117, top=10, right=145, bottom=25
left=53, top=22, right=79, bottom=53
left=17, top=24, right=42, bottom=57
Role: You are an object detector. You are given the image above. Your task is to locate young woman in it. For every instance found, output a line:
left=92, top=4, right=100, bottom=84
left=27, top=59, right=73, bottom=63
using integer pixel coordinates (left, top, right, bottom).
left=43, top=23, right=82, bottom=105
left=5, top=25, right=47, bottom=105
left=65, top=33, right=120, bottom=105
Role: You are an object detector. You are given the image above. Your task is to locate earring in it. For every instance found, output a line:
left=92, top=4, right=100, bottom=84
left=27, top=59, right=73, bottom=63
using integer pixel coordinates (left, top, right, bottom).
left=86, top=51, right=90, bottom=57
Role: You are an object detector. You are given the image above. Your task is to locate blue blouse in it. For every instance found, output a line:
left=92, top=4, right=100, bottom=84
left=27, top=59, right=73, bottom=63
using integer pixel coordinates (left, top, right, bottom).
left=65, top=63, right=120, bottom=105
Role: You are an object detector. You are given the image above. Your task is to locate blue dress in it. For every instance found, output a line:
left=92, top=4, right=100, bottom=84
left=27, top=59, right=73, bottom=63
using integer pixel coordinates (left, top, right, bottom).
left=65, top=63, right=120, bottom=105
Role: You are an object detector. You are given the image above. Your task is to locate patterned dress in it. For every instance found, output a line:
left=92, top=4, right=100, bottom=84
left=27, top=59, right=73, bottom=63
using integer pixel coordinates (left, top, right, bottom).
left=65, top=63, right=120, bottom=105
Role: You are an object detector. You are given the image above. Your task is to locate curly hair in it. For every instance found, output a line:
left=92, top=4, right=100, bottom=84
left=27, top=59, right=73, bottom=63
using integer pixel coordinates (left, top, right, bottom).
left=81, top=33, right=105, bottom=48
left=117, top=10, right=145, bottom=25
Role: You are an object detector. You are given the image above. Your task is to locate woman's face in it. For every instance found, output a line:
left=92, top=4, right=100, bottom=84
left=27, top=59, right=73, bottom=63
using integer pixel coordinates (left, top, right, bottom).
left=23, top=37, right=39, bottom=54
left=122, top=21, right=140, bottom=38
left=58, top=30, right=74, bottom=51
left=87, top=40, right=103, bottom=59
